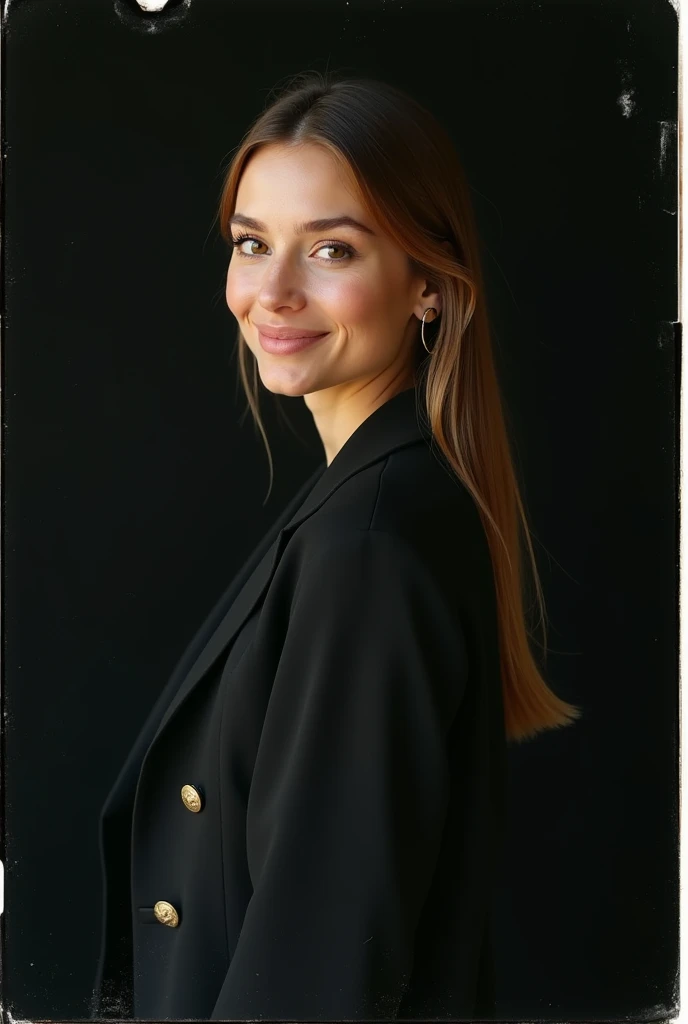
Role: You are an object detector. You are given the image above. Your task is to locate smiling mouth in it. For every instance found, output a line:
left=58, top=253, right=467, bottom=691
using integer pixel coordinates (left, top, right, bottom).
left=257, top=330, right=329, bottom=355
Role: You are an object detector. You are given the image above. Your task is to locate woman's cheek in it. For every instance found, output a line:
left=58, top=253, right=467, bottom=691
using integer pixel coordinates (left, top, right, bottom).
left=225, top=268, right=251, bottom=317
left=321, top=273, right=377, bottom=324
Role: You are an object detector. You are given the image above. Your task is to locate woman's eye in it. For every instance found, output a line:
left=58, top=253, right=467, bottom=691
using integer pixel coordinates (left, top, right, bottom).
left=230, top=235, right=355, bottom=264
left=234, top=236, right=267, bottom=256
left=315, top=244, right=349, bottom=260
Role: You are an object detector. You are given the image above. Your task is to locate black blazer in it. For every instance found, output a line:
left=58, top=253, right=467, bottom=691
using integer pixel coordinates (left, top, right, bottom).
left=91, top=384, right=508, bottom=1021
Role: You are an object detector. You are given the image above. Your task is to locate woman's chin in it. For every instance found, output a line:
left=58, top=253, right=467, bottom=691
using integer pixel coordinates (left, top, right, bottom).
left=256, top=366, right=319, bottom=398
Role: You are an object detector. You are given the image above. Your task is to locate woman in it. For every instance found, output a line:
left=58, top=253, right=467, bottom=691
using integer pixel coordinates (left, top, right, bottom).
left=91, top=72, right=581, bottom=1021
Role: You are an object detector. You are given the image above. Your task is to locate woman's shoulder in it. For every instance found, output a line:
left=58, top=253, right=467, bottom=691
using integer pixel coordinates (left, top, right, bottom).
left=281, top=441, right=490, bottom=601
left=372, top=441, right=482, bottom=536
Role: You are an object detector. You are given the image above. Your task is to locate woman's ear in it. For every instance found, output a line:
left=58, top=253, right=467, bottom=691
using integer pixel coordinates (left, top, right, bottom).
left=425, top=299, right=442, bottom=320
left=417, top=278, right=444, bottom=321
left=414, top=296, right=441, bottom=322
left=414, top=239, right=453, bottom=321
left=427, top=240, right=455, bottom=316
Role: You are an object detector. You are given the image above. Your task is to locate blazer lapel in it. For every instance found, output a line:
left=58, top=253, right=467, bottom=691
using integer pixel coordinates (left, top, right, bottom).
left=100, top=463, right=325, bottom=821
left=149, top=529, right=286, bottom=745
left=146, top=385, right=430, bottom=752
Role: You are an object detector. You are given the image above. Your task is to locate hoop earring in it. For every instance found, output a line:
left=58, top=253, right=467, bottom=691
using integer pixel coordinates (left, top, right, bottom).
left=421, top=307, right=439, bottom=353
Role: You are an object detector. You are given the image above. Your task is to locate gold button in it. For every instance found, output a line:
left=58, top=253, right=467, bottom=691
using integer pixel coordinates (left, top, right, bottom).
left=180, top=784, right=203, bottom=813
left=153, top=901, right=179, bottom=927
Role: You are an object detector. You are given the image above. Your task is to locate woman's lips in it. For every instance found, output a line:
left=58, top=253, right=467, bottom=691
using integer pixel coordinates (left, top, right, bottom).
left=258, top=330, right=329, bottom=355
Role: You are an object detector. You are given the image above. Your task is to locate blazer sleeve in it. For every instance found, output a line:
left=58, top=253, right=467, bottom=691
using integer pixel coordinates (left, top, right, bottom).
left=210, top=527, right=469, bottom=1021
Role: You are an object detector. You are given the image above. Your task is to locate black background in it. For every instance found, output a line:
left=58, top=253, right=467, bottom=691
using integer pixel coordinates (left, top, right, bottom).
left=2, top=0, right=679, bottom=1018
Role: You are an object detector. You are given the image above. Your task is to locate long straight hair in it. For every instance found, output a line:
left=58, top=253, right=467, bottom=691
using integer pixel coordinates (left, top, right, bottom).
left=216, top=71, right=582, bottom=743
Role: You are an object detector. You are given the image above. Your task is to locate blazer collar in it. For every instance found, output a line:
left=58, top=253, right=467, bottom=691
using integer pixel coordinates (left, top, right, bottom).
left=283, top=383, right=430, bottom=531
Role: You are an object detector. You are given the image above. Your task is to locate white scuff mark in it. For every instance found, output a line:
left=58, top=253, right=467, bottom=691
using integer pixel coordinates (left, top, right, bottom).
left=114, top=0, right=191, bottom=32
left=618, top=89, right=636, bottom=118
left=658, top=322, right=680, bottom=349
left=6, top=1007, right=40, bottom=1024
left=659, top=120, right=677, bottom=174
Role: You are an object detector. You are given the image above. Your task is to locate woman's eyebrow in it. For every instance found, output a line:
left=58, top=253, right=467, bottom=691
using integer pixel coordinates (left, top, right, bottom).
left=229, top=213, right=376, bottom=236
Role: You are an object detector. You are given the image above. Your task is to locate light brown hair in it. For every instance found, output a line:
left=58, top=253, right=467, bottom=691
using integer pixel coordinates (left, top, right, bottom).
left=216, top=71, right=582, bottom=743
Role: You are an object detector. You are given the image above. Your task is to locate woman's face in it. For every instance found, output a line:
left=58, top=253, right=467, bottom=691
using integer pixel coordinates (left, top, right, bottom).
left=225, top=142, right=435, bottom=400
